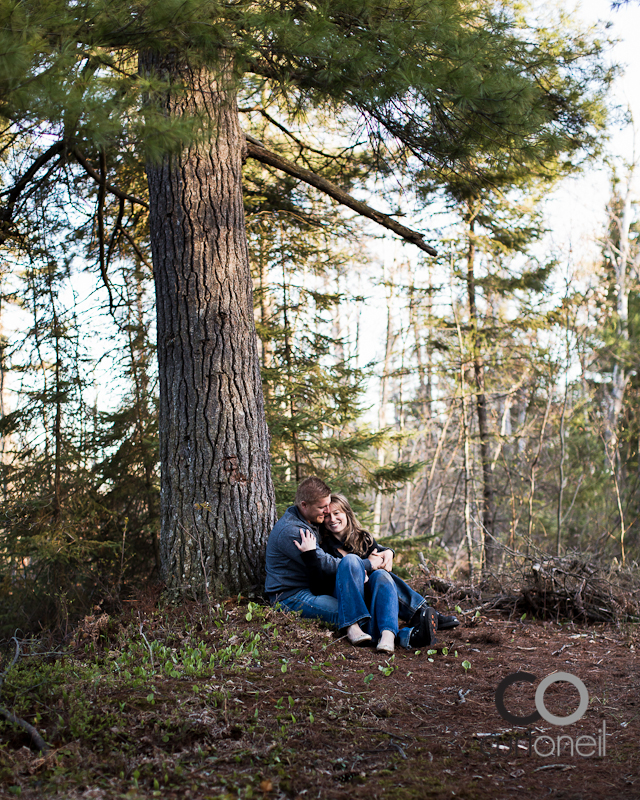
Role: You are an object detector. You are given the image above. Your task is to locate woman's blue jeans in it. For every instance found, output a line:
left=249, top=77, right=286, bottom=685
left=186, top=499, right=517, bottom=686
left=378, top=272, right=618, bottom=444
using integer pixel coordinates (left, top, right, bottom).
left=277, top=554, right=425, bottom=649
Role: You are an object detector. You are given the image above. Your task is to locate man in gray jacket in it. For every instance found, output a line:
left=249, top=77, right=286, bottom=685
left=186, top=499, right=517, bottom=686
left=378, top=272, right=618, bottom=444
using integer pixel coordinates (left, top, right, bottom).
left=265, top=476, right=388, bottom=604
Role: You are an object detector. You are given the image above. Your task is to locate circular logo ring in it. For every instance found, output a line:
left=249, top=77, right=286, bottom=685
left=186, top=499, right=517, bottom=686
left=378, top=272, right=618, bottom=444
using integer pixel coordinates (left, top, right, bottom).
left=495, top=672, right=541, bottom=726
left=535, top=671, right=589, bottom=726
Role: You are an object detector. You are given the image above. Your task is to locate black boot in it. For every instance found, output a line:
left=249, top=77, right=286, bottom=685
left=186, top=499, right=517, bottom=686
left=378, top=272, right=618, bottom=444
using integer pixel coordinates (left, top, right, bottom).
left=408, top=606, right=438, bottom=648
left=436, top=612, right=460, bottom=630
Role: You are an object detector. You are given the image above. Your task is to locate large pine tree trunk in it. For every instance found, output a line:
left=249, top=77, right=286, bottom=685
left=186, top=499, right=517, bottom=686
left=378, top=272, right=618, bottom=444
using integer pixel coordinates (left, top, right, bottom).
left=140, top=51, right=275, bottom=598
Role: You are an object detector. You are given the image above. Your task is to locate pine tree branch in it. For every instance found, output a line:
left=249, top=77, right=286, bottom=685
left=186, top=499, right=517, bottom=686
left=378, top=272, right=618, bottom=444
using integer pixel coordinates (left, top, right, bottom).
left=245, top=134, right=437, bottom=257
left=72, top=148, right=149, bottom=209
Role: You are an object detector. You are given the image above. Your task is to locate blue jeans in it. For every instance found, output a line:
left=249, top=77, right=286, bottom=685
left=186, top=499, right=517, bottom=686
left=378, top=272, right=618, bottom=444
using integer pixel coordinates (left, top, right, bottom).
left=277, top=554, right=426, bottom=649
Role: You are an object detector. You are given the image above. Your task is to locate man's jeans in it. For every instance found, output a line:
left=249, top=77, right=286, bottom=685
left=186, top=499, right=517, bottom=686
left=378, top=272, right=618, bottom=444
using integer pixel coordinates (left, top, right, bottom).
left=276, top=554, right=426, bottom=649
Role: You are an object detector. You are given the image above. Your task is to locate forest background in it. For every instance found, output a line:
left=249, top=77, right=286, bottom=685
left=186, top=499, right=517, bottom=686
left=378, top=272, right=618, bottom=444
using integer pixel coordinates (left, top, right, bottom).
left=1, top=0, right=640, bottom=635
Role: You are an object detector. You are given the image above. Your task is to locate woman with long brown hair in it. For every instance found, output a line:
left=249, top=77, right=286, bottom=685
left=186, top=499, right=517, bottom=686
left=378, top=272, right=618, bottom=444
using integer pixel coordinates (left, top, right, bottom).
left=313, top=493, right=458, bottom=653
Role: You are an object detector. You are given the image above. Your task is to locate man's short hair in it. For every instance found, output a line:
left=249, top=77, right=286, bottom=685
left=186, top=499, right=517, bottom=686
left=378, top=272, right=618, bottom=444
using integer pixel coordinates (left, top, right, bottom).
left=295, top=476, right=332, bottom=507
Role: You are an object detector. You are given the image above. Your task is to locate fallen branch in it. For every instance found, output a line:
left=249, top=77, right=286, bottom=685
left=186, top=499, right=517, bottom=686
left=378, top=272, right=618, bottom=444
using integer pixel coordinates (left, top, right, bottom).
left=0, top=638, right=49, bottom=753
left=458, top=689, right=470, bottom=703
left=138, top=618, right=155, bottom=671
left=0, top=706, right=49, bottom=753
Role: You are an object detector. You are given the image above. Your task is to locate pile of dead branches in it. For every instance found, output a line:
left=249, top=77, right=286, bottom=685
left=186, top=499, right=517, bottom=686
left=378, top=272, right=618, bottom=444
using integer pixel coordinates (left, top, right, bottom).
left=496, top=555, right=640, bottom=623
left=420, top=552, right=640, bottom=624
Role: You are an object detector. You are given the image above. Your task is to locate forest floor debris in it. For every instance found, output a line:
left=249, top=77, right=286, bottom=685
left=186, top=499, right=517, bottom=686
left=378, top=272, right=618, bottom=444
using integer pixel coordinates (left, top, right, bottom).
left=0, top=586, right=638, bottom=800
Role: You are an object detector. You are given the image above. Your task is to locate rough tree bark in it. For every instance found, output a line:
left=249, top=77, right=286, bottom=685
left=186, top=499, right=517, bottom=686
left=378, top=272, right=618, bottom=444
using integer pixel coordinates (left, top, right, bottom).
left=140, top=51, right=275, bottom=598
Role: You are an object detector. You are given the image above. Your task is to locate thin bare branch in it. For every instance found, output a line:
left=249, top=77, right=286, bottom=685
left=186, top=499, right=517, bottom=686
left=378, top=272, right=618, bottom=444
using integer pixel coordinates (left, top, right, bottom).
left=72, top=148, right=149, bottom=208
left=0, top=141, right=66, bottom=242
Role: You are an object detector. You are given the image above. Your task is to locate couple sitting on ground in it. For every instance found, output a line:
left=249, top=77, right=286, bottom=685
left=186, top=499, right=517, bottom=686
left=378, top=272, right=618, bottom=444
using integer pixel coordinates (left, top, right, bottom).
left=265, top=476, right=459, bottom=653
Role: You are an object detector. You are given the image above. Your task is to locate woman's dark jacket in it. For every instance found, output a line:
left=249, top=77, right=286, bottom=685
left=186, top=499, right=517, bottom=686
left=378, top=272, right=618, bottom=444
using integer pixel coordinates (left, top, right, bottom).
left=301, top=531, right=392, bottom=595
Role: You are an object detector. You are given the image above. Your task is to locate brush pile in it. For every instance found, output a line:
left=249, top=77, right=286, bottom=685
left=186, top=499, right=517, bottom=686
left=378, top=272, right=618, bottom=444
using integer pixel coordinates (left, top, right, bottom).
left=421, top=554, right=640, bottom=624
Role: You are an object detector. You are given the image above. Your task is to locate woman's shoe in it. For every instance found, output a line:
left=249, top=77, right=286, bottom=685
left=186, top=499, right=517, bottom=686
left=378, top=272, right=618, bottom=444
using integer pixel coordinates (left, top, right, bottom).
left=376, top=630, right=395, bottom=654
left=347, top=624, right=372, bottom=646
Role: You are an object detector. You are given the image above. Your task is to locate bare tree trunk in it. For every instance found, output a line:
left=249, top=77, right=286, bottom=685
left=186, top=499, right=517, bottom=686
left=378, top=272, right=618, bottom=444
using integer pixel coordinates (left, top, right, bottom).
left=526, top=390, right=552, bottom=553
left=256, top=221, right=273, bottom=375
left=280, top=251, right=302, bottom=482
left=452, top=267, right=474, bottom=587
left=140, top=52, right=275, bottom=598
left=47, top=279, right=62, bottom=522
left=603, top=166, right=636, bottom=478
left=557, top=306, right=570, bottom=557
left=465, top=215, right=497, bottom=569
left=373, top=279, right=395, bottom=535
left=0, top=268, right=13, bottom=502
left=410, top=401, right=456, bottom=537
left=408, top=261, right=432, bottom=420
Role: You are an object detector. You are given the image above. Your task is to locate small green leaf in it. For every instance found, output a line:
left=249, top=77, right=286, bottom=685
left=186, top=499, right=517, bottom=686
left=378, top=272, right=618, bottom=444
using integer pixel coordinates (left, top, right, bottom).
left=455, top=605, right=462, bottom=614
left=364, top=673, right=374, bottom=685
left=521, top=613, right=527, bottom=622
left=462, top=659, right=471, bottom=672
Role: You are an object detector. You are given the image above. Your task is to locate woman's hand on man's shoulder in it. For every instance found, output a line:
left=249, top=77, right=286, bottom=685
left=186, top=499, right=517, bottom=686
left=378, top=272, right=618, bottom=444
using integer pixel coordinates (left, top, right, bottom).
left=294, top=528, right=317, bottom=552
